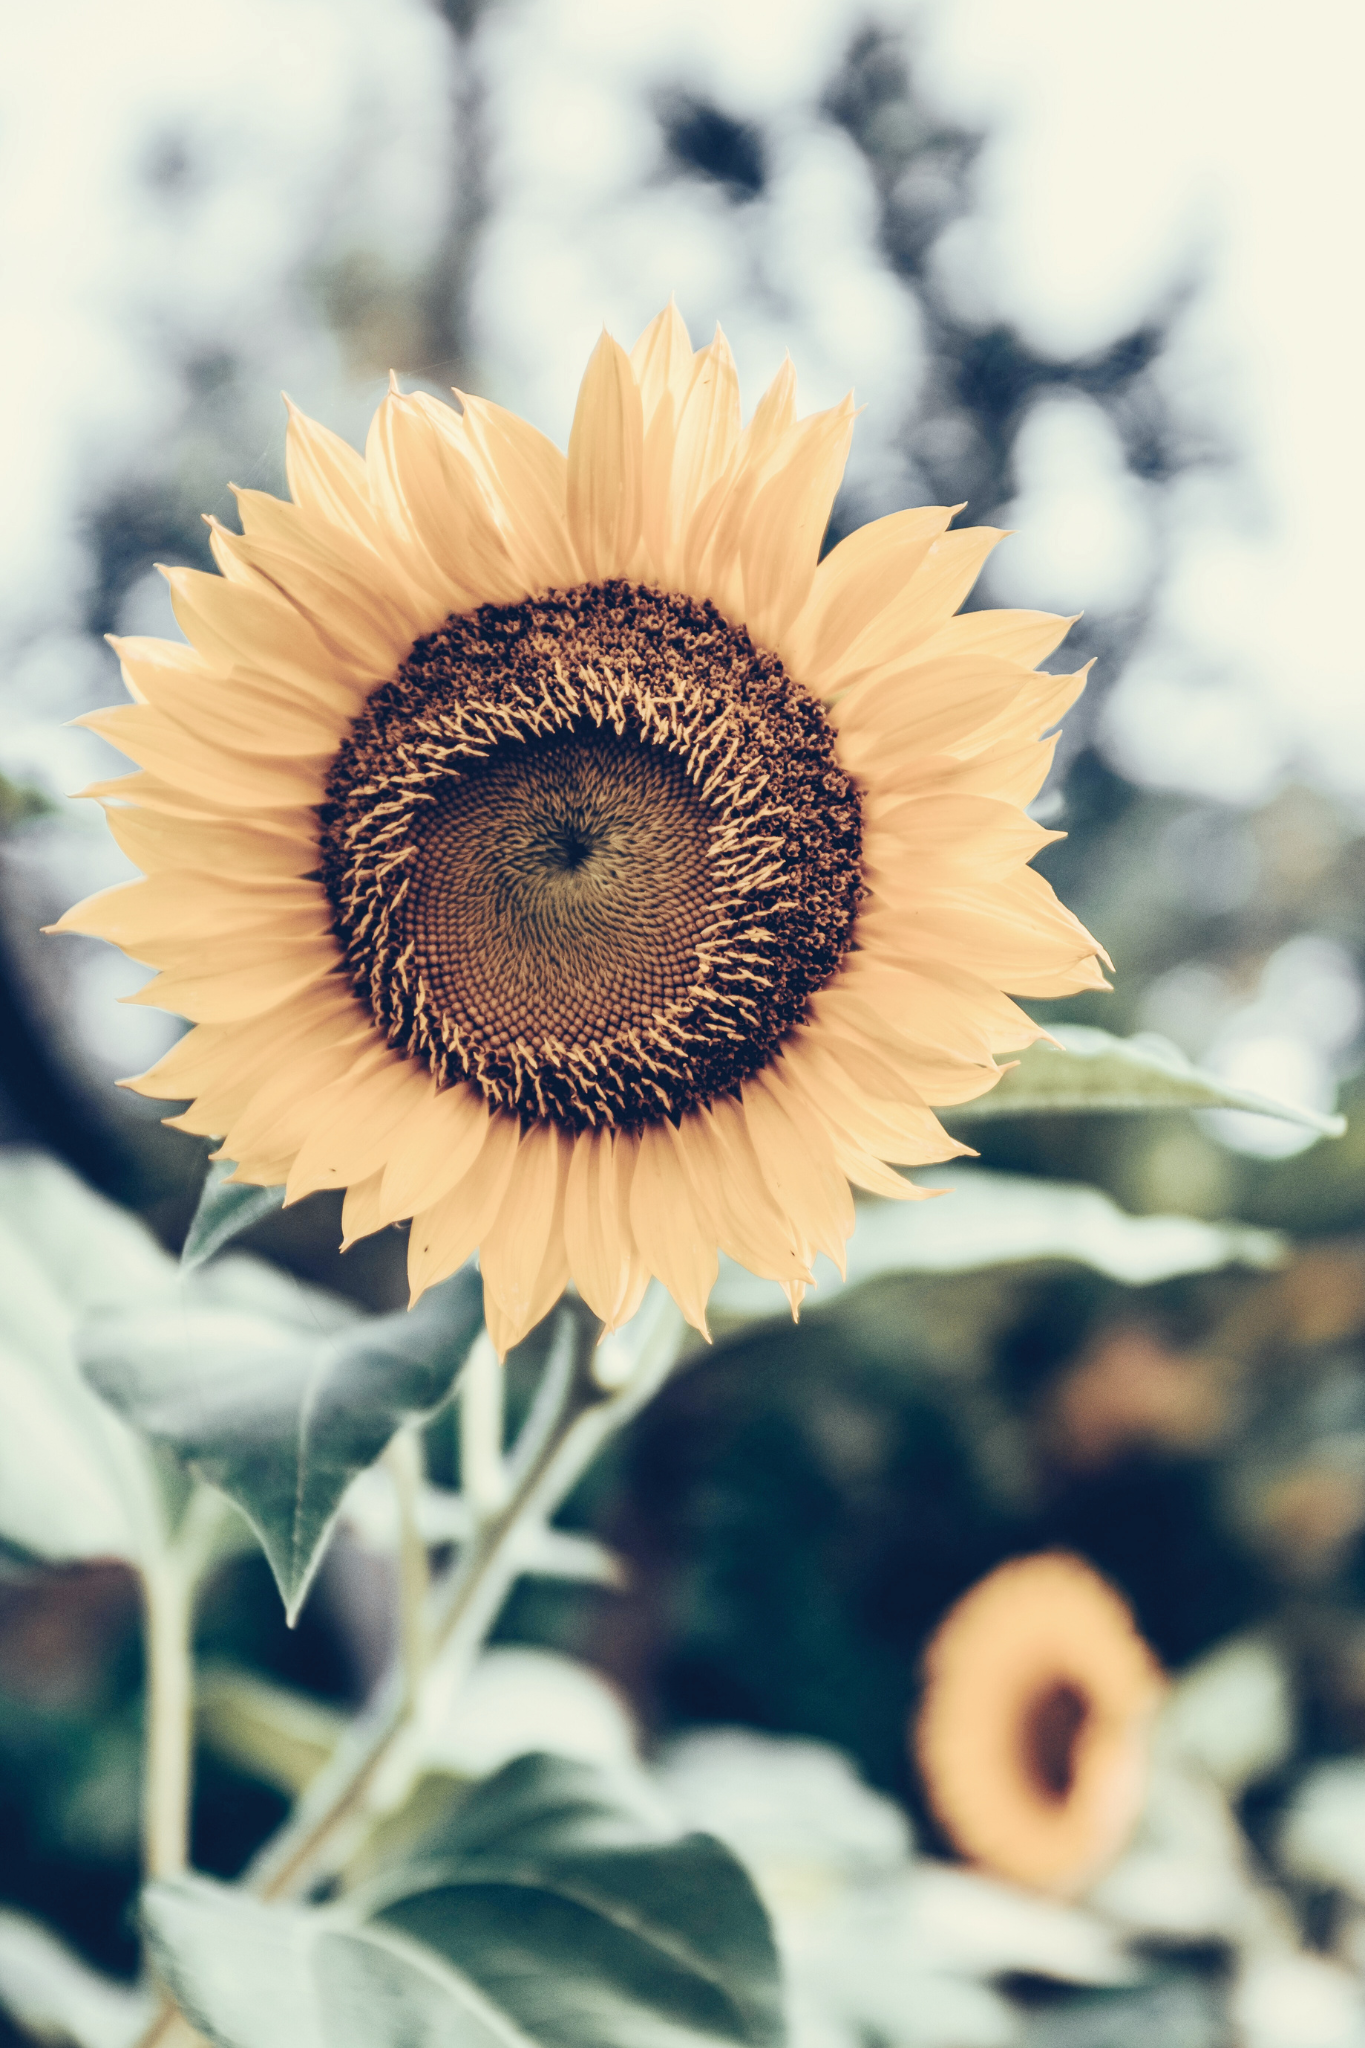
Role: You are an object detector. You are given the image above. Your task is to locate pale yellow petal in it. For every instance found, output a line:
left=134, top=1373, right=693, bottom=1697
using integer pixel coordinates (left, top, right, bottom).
left=662, top=328, right=741, bottom=574
left=285, top=1051, right=431, bottom=1203
left=833, top=654, right=1048, bottom=770
left=104, top=804, right=318, bottom=881
left=738, top=402, right=856, bottom=647
left=563, top=1128, right=631, bottom=1326
left=823, top=527, right=1009, bottom=693
left=51, top=871, right=325, bottom=948
left=627, top=1121, right=716, bottom=1338
left=566, top=331, right=645, bottom=581
left=160, top=565, right=371, bottom=705
left=378, top=1082, right=493, bottom=1224
left=679, top=1104, right=811, bottom=1287
left=283, top=399, right=376, bottom=544
left=372, top=389, right=525, bottom=612
left=446, top=392, right=580, bottom=592
left=341, top=1172, right=388, bottom=1249
left=904, top=606, right=1077, bottom=673
left=479, top=1122, right=569, bottom=1354
left=407, top=1112, right=522, bottom=1303
left=124, top=942, right=338, bottom=1024
left=747, top=1061, right=856, bottom=1269
left=76, top=707, right=327, bottom=811
left=215, top=1037, right=378, bottom=1176
left=629, top=301, right=694, bottom=424
left=780, top=504, right=955, bottom=682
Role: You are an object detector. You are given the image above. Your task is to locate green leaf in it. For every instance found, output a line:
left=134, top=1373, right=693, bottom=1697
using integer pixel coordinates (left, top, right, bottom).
left=708, top=1166, right=1285, bottom=1323
left=951, top=1025, right=1347, bottom=1132
left=0, top=1907, right=155, bottom=2048
left=314, top=1925, right=537, bottom=2048
left=142, top=1878, right=322, bottom=2048
left=79, top=1264, right=485, bottom=1620
left=0, top=1151, right=172, bottom=1567
left=182, top=1156, right=287, bottom=1269
left=361, top=1753, right=785, bottom=2048
left=143, top=1756, right=784, bottom=2048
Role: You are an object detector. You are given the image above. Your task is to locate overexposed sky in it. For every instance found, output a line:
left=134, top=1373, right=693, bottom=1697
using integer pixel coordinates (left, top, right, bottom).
left=917, top=0, right=1365, bottom=806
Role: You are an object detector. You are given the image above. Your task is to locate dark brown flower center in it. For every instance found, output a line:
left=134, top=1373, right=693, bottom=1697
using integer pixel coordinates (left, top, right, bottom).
left=319, top=581, right=863, bottom=1130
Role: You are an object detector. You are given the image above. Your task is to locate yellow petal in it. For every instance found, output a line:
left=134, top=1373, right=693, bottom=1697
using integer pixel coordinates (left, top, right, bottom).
left=781, top=504, right=955, bottom=682
left=51, top=871, right=324, bottom=947
left=378, top=1082, right=492, bottom=1224
left=629, top=301, right=694, bottom=425
left=283, top=399, right=376, bottom=544
left=562, top=1128, right=631, bottom=1326
left=447, top=392, right=579, bottom=593
left=627, top=1121, right=716, bottom=1338
left=341, top=1172, right=388, bottom=1249
left=161, top=565, right=370, bottom=704
left=75, top=706, right=326, bottom=809
left=739, top=402, right=856, bottom=647
left=826, top=527, right=1009, bottom=691
left=125, top=941, right=338, bottom=1024
left=906, top=606, right=1077, bottom=673
left=285, top=1051, right=431, bottom=1203
left=479, top=1122, right=568, bottom=1353
left=662, top=328, right=741, bottom=573
left=407, top=1112, right=522, bottom=1302
left=566, top=331, right=645, bottom=581
left=372, top=390, right=524, bottom=611
left=104, top=805, right=317, bottom=881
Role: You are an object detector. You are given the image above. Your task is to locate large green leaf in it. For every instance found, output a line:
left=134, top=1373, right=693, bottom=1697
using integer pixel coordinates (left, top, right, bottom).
left=708, top=1165, right=1284, bottom=1322
left=360, top=1753, right=783, bottom=2048
left=182, top=1156, right=287, bottom=1270
left=0, top=1152, right=172, bottom=1567
left=141, top=1879, right=322, bottom=2048
left=143, top=1754, right=784, bottom=2048
left=79, top=1263, right=485, bottom=1620
left=951, top=1025, right=1347, bottom=1131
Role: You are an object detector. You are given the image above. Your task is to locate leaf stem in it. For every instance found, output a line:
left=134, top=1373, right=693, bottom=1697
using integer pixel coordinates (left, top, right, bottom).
left=141, top=1487, right=231, bottom=1881
left=243, top=1287, right=684, bottom=1903
left=385, top=1427, right=429, bottom=1706
left=142, top=1555, right=194, bottom=1881
left=459, top=1329, right=507, bottom=1522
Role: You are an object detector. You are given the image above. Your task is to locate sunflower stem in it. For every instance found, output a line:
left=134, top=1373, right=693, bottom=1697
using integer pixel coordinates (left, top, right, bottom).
left=142, top=1556, right=194, bottom=1882
left=141, top=1487, right=231, bottom=1883
left=459, top=1329, right=507, bottom=1523
left=243, top=1288, right=683, bottom=1903
left=386, top=1426, right=429, bottom=1706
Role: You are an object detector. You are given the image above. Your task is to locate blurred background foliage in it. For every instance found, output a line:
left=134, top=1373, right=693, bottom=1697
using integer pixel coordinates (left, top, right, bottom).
left=2, top=2, right=1364, bottom=2043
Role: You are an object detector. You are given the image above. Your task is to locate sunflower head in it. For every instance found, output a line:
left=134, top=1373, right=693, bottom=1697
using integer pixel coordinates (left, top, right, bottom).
left=913, top=1550, right=1165, bottom=1895
left=56, top=306, right=1108, bottom=1355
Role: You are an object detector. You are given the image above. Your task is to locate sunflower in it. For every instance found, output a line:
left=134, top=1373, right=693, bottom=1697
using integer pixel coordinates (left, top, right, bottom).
left=55, top=306, right=1106, bottom=1356
left=913, top=1551, right=1165, bottom=1895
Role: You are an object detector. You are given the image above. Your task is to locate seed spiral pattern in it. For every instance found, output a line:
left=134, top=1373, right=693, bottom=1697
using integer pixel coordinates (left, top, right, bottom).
left=319, top=581, right=864, bottom=1129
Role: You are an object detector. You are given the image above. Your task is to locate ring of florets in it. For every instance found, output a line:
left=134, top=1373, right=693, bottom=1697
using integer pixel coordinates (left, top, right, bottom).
left=318, top=581, right=864, bottom=1131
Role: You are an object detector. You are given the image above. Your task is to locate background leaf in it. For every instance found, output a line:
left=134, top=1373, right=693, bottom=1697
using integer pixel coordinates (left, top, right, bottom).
left=144, top=1755, right=784, bottom=2048
left=708, top=1165, right=1284, bottom=1324
left=0, top=1151, right=172, bottom=1567
left=0, top=1907, right=154, bottom=2048
left=361, top=1753, right=785, bottom=2048
left=951, top=1025, right=1347, bottom=1130
left=79, top=1262, right=485, bottom=1620
left=142, top=1877, right=322, bottom=2048
left=182, top=1156, right=287, bottom=1270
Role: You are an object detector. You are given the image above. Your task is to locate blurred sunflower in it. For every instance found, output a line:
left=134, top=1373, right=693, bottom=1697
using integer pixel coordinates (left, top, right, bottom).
left=914, top=1551, right=1165, bottom=1895
left=55, top=306, right=1106, bottom=1354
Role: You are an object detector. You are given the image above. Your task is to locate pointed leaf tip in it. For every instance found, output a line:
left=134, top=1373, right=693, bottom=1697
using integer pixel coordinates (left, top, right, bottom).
left=182, top=1156, right=286, bottom=1269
